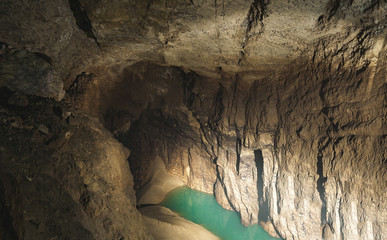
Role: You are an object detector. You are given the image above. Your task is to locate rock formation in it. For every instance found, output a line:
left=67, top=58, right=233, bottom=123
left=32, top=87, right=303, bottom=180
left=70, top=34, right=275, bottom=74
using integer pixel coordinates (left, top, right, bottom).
left=0, top=93, right=151, bottom=239
left=0, top=0, right=386, bottom=239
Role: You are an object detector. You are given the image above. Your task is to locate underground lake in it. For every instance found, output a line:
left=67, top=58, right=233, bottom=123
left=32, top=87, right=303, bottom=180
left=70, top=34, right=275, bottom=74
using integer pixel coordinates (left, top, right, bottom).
left=161, top=186, right=282, bottom=240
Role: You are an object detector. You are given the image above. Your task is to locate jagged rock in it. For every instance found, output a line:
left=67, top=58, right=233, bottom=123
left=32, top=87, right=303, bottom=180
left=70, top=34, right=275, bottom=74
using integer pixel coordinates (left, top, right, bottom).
left=74, top=44, right=385, bottom=239
left=0, top=97, right=152, bottom=240
left=0, top=0, right=99, bottom=88
left=0, top=50, right=65, bottom=100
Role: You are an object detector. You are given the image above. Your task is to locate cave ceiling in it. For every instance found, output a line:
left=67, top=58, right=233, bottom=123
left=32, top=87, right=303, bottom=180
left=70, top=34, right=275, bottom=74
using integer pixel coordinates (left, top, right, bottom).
left=1, top=0, right=385, bottom=83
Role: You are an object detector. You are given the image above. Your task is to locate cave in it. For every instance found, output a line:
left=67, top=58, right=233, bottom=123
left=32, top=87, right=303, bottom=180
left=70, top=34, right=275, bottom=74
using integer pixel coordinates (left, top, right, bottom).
left=0, top=0, right=386, bottom=239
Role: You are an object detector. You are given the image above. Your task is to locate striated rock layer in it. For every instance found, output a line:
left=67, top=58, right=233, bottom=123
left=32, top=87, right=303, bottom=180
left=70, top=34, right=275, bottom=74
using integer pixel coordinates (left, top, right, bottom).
left=73, top=29, right=386, bottom=238
left=98, top=36, right=386, bottom=239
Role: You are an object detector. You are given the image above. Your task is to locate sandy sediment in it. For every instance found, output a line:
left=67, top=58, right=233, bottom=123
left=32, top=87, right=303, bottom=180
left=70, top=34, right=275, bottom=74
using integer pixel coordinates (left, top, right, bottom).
left=140, top=206, right=220, bottom=240
left=136, top=156, right=184, bottom=205
left=137, top=156, right=220, bottom=240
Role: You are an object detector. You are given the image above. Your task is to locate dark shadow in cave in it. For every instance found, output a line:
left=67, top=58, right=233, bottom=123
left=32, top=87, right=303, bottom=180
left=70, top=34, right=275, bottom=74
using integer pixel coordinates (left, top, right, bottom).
left=317, top=154, right=327, bottom=224
left=68, top=0, right=100, bottom=47
left=236, top=138, right=242, bottom=174
left=254, top=149, right=269, bottom=222
left=0, top=178, right=20, bottom=240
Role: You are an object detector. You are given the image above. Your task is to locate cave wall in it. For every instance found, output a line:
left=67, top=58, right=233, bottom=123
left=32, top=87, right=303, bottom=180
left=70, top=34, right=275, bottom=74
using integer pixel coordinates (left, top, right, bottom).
left=0, top=94, right=152, bottom=239
left=72, top=27, right=386, bottom=239
left=0, top=0, right=102, bottom=99
left=71, top=27, right=386, bottom=239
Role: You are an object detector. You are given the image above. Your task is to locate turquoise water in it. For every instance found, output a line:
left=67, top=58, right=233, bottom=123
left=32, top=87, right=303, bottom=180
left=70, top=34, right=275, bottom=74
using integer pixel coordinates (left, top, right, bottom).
left=161, top=186, right=281, bottom=240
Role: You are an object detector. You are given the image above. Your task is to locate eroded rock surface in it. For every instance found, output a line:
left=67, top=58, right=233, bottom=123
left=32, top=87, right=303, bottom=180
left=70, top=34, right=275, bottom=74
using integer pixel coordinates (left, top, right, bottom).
left=73, top=31, right=386, bottom=238
left=72, top=26, right=386, bottom=240
left=0, top=93, right=152, bottom=240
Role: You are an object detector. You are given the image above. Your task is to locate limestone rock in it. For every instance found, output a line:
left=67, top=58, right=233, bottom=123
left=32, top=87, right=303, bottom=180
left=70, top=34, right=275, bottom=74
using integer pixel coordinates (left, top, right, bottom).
left=0, top=0, right=99, bottom=89
left=0, top=96, right=152, bottom=240
left=0, top=50, right=65, bottom=100
left=74, top=24, right=386, bottom=238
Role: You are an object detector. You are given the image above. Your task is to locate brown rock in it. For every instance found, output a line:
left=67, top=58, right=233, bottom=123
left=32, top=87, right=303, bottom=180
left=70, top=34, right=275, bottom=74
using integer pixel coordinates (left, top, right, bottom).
left=7, top=92, right=29, bottom=107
